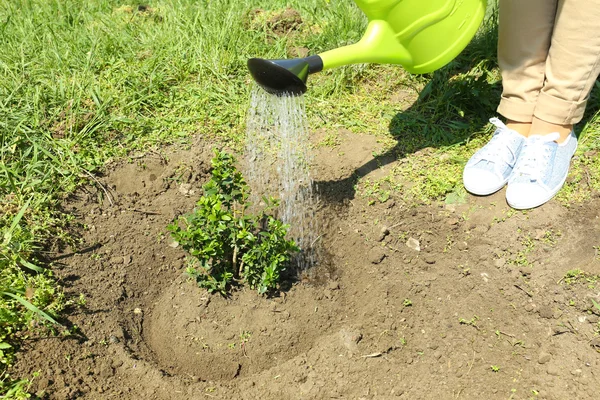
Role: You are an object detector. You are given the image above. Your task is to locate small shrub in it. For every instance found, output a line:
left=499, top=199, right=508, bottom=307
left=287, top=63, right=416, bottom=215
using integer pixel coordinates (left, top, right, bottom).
left=168, top=150, right=298, bottom=295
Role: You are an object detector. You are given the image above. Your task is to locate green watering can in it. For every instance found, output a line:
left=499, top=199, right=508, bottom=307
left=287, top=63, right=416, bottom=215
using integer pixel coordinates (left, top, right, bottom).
left=248, top=0, right=487, bottom=95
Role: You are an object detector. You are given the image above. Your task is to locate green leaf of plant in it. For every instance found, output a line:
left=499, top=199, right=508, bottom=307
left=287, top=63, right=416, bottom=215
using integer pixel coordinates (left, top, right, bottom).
left=2, top=292, right=58, bottom=325
left=20, top=257, right=44, bottom=272
left=444, top=187, right=467, bottom=205
left=3, top=197, right=32, bottom=245
left=592, top=298, right=600, bottom=312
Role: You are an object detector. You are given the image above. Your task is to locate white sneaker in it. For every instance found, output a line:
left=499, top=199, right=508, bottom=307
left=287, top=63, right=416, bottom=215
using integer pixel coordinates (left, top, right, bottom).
left=506, top=131, right=577, bottom=210
left=463, top=118, right=526, bottom=195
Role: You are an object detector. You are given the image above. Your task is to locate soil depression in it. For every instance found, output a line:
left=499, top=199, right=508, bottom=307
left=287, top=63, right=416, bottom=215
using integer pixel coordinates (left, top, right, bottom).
left=12, top=131, right=600, bottom=400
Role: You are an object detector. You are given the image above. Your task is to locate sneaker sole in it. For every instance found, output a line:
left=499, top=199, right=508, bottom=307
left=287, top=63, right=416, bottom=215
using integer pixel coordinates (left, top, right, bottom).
left=463, top=180, right=507, bottom=196
left=506, top=173, right=568, bottom=210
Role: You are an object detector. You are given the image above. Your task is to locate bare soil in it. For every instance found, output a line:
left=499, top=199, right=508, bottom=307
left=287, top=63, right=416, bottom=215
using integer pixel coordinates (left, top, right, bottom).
left=13, top=128, right=600, bottom=399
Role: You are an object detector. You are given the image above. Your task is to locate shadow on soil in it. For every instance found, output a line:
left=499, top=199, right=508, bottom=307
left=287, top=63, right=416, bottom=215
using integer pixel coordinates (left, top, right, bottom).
left=313, top=22, right=501, bottom=202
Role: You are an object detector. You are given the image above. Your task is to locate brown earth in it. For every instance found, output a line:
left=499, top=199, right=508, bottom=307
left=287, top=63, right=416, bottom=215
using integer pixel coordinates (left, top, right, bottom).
left=245, top=7, right=304, bottom=36
left=12, top=127, right=600, bottom=399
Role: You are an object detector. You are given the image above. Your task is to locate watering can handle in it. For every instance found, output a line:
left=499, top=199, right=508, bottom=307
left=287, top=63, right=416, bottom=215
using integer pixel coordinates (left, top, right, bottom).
left=394, top=0, right=457, bottom=41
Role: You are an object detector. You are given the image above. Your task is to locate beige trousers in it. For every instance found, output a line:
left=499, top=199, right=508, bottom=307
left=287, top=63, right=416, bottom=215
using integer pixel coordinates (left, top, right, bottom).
left=497, top=0, right=600, bottom=125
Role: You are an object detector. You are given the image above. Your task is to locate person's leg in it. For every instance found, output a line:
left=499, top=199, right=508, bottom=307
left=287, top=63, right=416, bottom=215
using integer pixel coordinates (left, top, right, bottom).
left=463, top=0, right=559, bottom=196
left=532, top=0, right=600, bottom=140
left=506, top=0, right=600, bottom=209
left=529, top=118, right=572, bottom=142
left=497, top=0, right=559, bottom=135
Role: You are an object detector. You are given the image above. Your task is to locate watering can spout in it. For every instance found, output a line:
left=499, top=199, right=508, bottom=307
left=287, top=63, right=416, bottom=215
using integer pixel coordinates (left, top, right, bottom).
left=247, top=20, right=404, bottom=97
left=247, top=56, right=324, bottom=96
left=320, top=20, right=412, bottom=70
left=248, top=0, right=487, bottom=96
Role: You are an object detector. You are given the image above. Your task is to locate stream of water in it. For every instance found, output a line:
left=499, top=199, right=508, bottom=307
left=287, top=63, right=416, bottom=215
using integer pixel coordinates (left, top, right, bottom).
left=245, top=86, right=319, bottom=269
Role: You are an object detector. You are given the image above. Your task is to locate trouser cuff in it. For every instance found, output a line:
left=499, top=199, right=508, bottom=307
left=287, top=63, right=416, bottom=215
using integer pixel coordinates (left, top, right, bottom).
left=534, top=91, right=587, bottom=125
left=497, top=96, right=536, bottom=122
left=497, top=92, right=588, bottom=125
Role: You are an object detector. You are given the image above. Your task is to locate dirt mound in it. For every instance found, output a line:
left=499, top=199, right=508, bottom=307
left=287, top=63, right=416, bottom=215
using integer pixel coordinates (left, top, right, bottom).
left=246, top=7, right=304, bottom=35
left=142, top=278, right=338, bottom=381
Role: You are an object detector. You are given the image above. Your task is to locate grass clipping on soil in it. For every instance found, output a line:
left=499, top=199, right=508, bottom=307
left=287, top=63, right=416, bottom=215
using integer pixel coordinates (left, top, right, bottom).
left=168, top=150, right=298, bottom=295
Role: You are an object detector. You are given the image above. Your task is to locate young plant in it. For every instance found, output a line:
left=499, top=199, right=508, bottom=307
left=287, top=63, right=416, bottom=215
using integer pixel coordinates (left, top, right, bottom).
left=459, top=315, right=479, bottom=328
left=168, top=150, right=298, bottom=295
left=591, top=299, right=600, bottom=314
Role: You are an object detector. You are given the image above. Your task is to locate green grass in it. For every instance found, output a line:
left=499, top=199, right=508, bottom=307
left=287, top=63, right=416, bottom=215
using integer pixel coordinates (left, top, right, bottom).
left=1, top=0, right=600, bottom=397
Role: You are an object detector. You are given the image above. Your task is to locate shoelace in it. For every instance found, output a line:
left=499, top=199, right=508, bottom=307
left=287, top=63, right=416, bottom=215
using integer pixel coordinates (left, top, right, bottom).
left=512, top=132, right=560, bottom=182
left=475, top=118, right=519, bottom=166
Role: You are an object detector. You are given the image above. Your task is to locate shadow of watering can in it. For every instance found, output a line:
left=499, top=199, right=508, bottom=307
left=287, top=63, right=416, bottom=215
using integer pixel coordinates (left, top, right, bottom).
left=248, top=0, right=487, bottom=95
